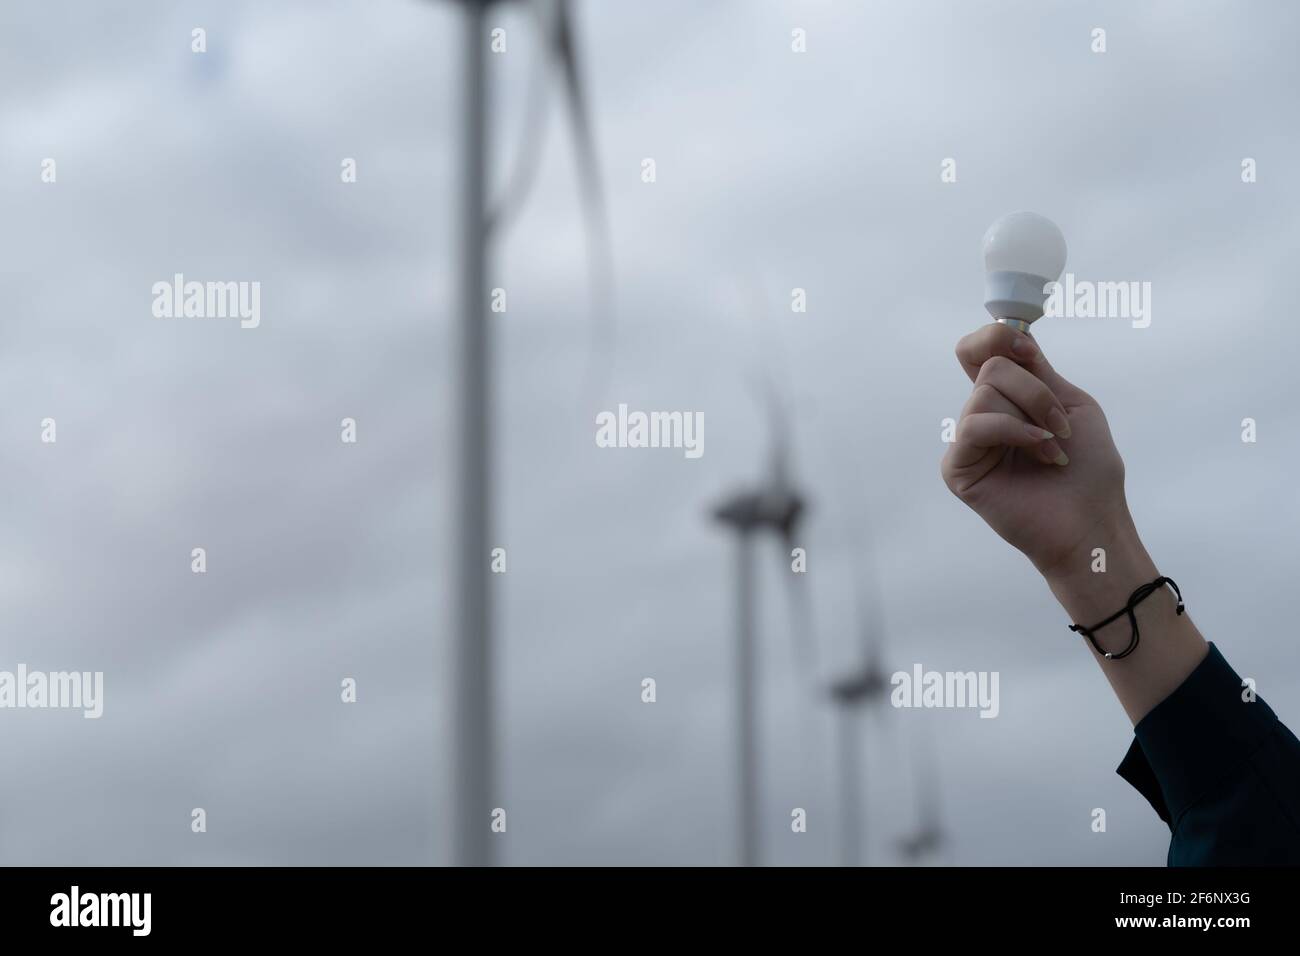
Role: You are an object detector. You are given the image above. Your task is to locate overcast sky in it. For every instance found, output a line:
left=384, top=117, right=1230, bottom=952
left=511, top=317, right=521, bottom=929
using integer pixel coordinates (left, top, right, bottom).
left=1, top=0, right=1298, bottom=865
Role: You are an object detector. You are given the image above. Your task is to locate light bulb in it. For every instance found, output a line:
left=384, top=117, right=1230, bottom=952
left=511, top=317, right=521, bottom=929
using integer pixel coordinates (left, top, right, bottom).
left=981, top=211, right=1067, bottom=332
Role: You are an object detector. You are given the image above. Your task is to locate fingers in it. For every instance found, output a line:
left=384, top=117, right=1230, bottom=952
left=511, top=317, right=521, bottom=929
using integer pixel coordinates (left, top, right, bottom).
left=957, top=412, right=1054, bottom=451
left=972, top=355, right=1073, bottom=438
left=960, top=381, right=1067, bottom=463
left=944, top=321, right=1084, bottom=491
left=947, top=411, right=1067, bottom=472
left=954, top=322, right=1077, bottom=400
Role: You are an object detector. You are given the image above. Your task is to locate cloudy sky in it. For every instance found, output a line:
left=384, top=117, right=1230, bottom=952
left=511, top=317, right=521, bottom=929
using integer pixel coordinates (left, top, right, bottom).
left=1, top=0, right=1297, bottom=865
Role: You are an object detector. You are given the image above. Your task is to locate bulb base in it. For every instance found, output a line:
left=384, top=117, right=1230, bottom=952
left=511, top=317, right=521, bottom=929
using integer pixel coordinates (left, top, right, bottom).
left=984, top=269, right=1056, bottom=324
left=995, top=317, right=1033, bottom=333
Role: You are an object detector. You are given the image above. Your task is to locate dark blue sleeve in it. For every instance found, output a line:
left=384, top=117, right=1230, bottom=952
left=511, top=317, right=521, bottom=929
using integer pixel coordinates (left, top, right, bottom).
left=1116, top=642, right=1300, bottom=865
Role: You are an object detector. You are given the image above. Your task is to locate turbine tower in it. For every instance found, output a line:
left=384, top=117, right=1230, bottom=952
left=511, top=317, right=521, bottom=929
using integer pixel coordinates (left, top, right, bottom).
left=445, top=0, right=608, bottom=866
left=449, top=0, right=494, bottom=869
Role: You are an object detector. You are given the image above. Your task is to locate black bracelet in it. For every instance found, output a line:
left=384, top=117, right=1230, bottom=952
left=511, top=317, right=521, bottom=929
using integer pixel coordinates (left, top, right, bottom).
left=1067, top=576, right=1184, bottom=660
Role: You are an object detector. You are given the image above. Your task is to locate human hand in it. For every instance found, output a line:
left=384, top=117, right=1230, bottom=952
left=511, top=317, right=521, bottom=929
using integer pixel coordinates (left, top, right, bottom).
left=940, top=322, right=1130, bottom=579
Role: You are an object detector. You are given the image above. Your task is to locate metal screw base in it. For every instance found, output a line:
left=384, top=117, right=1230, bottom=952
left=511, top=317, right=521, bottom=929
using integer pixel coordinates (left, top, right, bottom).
left=995, top=317, right=1033, bottom=333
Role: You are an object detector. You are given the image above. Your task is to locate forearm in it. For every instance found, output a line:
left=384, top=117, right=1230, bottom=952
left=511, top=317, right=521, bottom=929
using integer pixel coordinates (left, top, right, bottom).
left=1041, top=508, right=1208, bottom=725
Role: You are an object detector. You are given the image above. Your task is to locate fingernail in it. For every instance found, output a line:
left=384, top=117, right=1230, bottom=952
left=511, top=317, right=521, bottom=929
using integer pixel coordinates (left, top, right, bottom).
left=1046, top=408, right=1072, bottom=438
left=1024, top=424, right=1054, bottom=441
left=1010, top=335, right=1038, bottom=358
left=1038, top=440, right=1066, bottom=465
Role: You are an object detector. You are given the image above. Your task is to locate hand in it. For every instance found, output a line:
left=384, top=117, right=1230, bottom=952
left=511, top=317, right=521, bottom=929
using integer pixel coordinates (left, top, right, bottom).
left=942, top=322, right=1208, bottom=725
left=940, top=322, right=1129, bottom=579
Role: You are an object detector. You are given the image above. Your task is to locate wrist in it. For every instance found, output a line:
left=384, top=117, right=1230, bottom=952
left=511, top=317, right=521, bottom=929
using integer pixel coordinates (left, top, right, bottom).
left=1040, top=508, right=1209, bottom=724
left=1040, top=508, right=1158, bottom=625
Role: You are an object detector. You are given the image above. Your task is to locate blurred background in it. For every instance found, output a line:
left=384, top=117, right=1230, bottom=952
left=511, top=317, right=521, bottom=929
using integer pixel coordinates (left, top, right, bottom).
left=1, top=0, right=1298, bottom=865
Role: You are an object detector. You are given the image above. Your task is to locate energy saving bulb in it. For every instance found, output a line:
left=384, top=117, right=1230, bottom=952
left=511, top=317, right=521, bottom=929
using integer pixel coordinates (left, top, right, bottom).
left=982, top=211, right=1067, bottom=332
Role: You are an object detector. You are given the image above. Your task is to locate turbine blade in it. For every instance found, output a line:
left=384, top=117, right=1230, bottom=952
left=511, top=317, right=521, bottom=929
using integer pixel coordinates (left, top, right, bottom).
left=485, top=4, right=553, bottom=237
left=552, top=0, right=616, bottom=403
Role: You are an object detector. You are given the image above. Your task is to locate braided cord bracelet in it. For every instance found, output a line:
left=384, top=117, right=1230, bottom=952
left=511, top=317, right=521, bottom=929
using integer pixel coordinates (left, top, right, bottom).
left=1067, top=576, right=1184, bottom=660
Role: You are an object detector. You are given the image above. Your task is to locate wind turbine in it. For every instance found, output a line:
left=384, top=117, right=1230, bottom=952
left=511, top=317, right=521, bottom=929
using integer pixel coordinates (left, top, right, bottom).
left=711, top=470, right=805, bottom=868
left=898, top=720, right=948, bottom=864
left=444, top=0, right=608, bottom=866
left=825, top=544, right=890, bottom=866
left=711, top=341, right=814, bottom=867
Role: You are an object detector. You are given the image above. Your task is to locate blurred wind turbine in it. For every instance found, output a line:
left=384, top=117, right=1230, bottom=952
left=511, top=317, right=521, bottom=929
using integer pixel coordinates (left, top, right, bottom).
left=443, top=0, right=609, bottom=867
left=898, top=721, right=948, bottom=864
left=711, top=455, right=806, bottom=868
left=737, top=281, right=820, bottom=680
left=826, top=542, right=890, bottom=866
left=711, top=291, right=815, bottom=867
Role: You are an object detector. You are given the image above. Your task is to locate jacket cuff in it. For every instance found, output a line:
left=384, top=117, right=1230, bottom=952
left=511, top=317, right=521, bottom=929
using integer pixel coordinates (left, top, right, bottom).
left=1115, top=642, right=1279, bottom=827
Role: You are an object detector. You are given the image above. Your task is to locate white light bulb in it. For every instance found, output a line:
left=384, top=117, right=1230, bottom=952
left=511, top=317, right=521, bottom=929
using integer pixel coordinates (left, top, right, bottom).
left=981, top=211, right=1067, bottom=331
